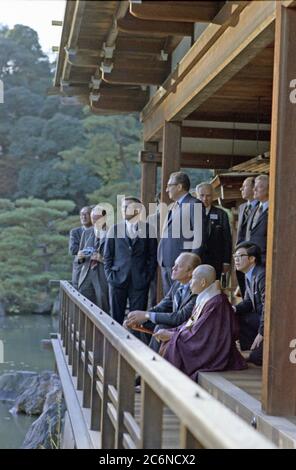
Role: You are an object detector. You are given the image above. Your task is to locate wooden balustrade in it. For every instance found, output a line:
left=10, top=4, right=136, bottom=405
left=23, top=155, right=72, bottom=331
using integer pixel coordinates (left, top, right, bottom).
left=53, top=281, right=275, bottom=449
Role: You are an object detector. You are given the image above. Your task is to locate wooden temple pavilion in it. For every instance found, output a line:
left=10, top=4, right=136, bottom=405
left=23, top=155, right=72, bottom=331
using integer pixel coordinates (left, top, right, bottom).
left=52, top=1, right=296, bottom=448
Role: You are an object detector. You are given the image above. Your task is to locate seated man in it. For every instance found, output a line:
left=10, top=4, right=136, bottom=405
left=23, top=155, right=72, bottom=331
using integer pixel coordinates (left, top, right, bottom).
left=233, top=242, right=265, bottom=366
left=154, top=265, right=247, bottom=381
left=125, top=252, right=201, bottom=351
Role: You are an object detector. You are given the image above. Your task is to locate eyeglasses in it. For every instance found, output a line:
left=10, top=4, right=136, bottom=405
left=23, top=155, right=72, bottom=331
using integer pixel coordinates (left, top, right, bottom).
left=232, top=254, right=249, bottom=260
left=167, top=183, right=178, bottom=188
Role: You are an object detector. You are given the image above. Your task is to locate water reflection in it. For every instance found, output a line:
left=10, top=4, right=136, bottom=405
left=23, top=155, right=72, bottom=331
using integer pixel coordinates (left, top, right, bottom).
left=0, top=314, right=57, bottom=448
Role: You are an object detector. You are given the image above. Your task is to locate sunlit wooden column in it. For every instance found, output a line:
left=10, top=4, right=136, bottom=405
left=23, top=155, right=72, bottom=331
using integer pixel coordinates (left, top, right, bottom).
left=140, top=141, right=158, bottom=213
left=262, top=1, right=296, bottom=416
left=160, top=121, right=182, bottom=206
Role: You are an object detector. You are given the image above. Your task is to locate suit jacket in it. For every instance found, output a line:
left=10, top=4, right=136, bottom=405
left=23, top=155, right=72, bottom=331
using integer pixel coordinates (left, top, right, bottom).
left=69, top=226, right=84, bottom=288
left=157, top=193, right=206, bottom=268
left=78, top=227, right=107, bottom=288
left=236, top=202, right=259, bottom=245
left=150, top=281, right=197, bottom=327
left=104, top=220, right=157, bottom=289
left=235, top=264, right=265, bottom=335
left=203, top=206, right=232, bottom=275
left=245, top=206, right=268, bottom=262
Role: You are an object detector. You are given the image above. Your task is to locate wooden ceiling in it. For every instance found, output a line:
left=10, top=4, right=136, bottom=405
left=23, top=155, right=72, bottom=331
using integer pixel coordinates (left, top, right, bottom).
left=186, top=45, right=274, bottom=125
left=53, top=0, right=225, bottom=113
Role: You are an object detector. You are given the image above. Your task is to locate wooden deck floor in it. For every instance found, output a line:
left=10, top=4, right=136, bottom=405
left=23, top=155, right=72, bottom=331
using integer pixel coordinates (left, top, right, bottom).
left=199, top=366, right=296, bottom=448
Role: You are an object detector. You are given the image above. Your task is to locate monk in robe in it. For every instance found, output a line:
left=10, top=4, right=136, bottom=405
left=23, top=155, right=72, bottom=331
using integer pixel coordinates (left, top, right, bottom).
left=154, top=265, right=247, bottom=381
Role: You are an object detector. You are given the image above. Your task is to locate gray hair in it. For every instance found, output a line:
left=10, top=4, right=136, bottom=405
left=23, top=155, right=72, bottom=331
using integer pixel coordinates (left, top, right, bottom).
left=196, top=182, right=213, bottom=194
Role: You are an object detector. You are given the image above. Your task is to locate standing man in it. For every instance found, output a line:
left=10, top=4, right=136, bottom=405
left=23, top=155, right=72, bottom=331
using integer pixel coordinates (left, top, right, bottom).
left=196, top=182, right=232, bottom=280
left=245, top=174, right=269, bottom=264
left=77, top=205, right=109, bottom=312
left=158, top=172, right=205, bottom=295
left=69, top=206, right=92, bottom=289
left=236, top=177, right=258, bottom=296
left=104, top=197, right=157, bottom=325
left=233, top=241, right=265, bottom=366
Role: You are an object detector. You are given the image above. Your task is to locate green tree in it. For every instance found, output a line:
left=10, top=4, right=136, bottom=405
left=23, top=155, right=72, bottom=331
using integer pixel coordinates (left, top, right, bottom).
left=0, top=198, right=76, bottom=313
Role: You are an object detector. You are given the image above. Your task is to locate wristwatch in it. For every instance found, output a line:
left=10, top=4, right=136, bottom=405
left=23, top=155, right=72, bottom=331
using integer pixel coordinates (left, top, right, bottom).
left=144, top=312, right=150, bottom=320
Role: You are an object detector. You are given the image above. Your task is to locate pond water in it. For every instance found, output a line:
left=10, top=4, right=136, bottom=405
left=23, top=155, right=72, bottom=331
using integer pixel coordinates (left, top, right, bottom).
left=0, top=314, right=58, bottom=449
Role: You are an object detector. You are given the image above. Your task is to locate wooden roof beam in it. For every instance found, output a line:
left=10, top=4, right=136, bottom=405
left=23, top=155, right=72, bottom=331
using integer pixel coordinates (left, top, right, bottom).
left=181, top=126, right=271, bottom=141
left=130, top=1, right=221, bottom=23
left=140, top=151, right=251, bottom=169
left=185, top=111, right=271, bottom=124
left=117, top=12, right=194, bottom=37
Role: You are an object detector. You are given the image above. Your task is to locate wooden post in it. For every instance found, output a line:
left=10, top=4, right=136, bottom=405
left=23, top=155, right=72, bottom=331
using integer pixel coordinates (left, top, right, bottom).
left=140, top=381, right=163, bottom=448
left=77, top=309, right=85, bottom=391
left=90, top=328, right=104, bottom=431
left=141, top=142, right=158, bottom=213
left=101, top=339, right=118, bottom=449
left=71, top=304, right=79, bottom=377
left=82, top=317, right=93, bottom=408
left=262, top=2, right=296, bottom=416
left=160, top=121, right=181, bottom=206
left=115, top=356, right=135, bottom=448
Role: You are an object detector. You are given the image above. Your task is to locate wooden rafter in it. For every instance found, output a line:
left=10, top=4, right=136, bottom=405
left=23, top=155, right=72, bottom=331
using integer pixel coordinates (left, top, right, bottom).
left=129, top=1, right=220, bottom=23
left=117, top=12, right=194, bottom=37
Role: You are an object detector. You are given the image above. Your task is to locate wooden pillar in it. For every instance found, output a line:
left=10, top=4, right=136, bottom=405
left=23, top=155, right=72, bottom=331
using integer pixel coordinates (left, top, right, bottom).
left=262, top=2, right=296, bottom=416
left=160, top=121, right=182, bottom=205
left=140, top=142, right=158, bottom=212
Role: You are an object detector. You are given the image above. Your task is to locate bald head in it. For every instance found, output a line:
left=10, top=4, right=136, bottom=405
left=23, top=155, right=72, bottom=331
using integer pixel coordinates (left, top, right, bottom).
left=190, top=264, right=217, bottom=295
left=178, top=252, right=201, bottom=270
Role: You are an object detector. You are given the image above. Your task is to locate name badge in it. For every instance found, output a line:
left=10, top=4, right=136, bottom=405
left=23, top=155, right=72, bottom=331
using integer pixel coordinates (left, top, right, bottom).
left=210, top=214, right=218, bottom=220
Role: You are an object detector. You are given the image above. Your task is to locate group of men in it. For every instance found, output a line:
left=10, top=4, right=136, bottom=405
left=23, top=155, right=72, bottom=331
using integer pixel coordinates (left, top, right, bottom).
left=68, top=170, right=269, bottom=380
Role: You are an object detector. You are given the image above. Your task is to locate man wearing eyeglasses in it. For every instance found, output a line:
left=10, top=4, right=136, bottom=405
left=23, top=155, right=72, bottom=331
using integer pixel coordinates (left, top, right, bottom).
left=233, top=241, right=265, bottom=366
left=157, top=172, right=206, bottom=295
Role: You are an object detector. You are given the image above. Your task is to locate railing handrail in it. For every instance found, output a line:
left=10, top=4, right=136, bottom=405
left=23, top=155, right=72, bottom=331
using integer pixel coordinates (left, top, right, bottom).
left=60, top=281, right=275, bottom=449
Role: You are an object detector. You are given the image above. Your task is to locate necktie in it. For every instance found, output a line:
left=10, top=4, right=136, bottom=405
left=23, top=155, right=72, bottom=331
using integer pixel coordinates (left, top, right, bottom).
left=251, top=203, right=263, bottom=229
left=173, top=285, right=185, bottom=310
left=243, top=203, right=252, bottom=223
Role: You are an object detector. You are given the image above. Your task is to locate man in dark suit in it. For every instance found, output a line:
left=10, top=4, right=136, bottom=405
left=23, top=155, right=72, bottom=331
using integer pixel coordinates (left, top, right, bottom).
left=196, top=182, right=232, bottom=280
left=77, top=205, right=109, bottom=312
left=104, top=197, right=157, bottom=325
left=125, top=252, right=201, bottom=351
left=245, top=174, right=269, bottom=265
left=157, top=172, right=205, bottom=295
left=69, top=206, right=92, bottom=289
left=236, top=177, right=258, bottom=296
left=233, top=241, right=265, bottom=366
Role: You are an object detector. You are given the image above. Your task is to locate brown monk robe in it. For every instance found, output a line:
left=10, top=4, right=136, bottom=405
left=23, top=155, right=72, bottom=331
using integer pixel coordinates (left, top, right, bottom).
left=154, top=266, right=247, bottom=381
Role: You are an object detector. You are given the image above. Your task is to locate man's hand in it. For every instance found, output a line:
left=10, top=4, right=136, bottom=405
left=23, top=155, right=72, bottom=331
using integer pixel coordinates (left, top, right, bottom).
left=251, top=333, right=263, bottom=350
left=77, top=250, right=85, bottom=260
left=153, top=329, right=174, bottom=343
left=126, top=310, right=147, bottom=327
left=234, top=286, right=242, bottom=297
left=91, top=252, right=103, bottom=262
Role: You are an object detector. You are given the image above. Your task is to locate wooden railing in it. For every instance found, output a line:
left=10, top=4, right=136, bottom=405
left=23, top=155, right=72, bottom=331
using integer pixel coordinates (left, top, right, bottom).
left=56, top=281, right=275, bottom=449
